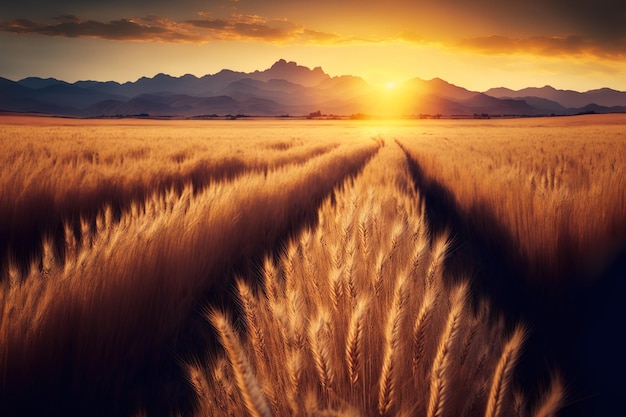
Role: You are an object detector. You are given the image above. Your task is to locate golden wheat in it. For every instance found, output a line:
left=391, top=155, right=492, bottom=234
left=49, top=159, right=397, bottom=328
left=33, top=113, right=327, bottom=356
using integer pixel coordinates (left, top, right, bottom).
left=485, top=327, right=526, bottom=417
left=191, top=141, right=561, bottom=417
left=0, top=115, right=587, bottom=416
left=396, top=114, right=626, bottom=287
left=208, top=309, right=273, bottom=417
left=0, top=119, right=378, bottom=412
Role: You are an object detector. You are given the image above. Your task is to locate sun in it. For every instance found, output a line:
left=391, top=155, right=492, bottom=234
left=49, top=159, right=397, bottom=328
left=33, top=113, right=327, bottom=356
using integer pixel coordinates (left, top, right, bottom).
left=386, top=81, right=396, bottom=90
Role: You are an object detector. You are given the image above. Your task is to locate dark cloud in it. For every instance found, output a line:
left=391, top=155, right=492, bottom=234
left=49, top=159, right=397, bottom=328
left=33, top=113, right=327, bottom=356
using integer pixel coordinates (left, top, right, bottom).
left=546, top=0, right=626, bottom=40
left=185, top=14, right=300, bottom=41
left=1, top=0, right=625, bottom=58
left=55, top=15, right=81, bottom=23
left=0, top=16, right=202, bottom=42
left=0, top=13, right=345, bottom=44
left=460, top=34, right=626, bottom=58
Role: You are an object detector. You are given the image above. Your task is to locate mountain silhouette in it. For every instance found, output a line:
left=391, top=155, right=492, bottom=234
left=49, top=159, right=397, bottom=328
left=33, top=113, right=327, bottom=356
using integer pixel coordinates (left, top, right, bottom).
left=249, top=59, right=329, bottom=87
left=485, top=85, right=626, bottom=109
left=1, top=60, right=625, bottom=118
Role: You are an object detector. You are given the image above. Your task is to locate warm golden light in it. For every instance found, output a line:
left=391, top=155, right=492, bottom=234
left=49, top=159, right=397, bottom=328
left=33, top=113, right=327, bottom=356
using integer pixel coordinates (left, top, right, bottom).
left=386, top=81, right=396, bottom=90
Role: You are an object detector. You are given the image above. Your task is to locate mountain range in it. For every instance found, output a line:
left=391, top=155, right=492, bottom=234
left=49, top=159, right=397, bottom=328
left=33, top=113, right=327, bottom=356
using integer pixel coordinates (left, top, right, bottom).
left=2, top=59, right=626, bottom=118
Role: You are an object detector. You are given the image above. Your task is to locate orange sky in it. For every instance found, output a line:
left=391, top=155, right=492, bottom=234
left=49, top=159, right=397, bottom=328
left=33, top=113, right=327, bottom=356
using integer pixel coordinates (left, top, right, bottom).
left=1, top=0, right=625, bottom=91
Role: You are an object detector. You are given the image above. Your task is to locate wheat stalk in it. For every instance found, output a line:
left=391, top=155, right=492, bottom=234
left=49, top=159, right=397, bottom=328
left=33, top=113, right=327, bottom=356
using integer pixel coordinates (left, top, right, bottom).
left=208, top=309, right=273, bottom=417
left=358, top=210, right=371, bottom=260
left=7, top=256, right=21, bottom=287
left=286, top=349, right=304, bottom=415
left=388, top=221, right=406, bottom=259
left=426, top=233, right=450, bottom=288
left=187, top=363, right=211, bottom=401
left=412, top=287, right=435, bottom=374
left=213, top=350, right=239, bottom=411
left=427, top=282, right=467, bottom=417
left=533, top=374, right=564, bottom=417
left=344, top=251, right=358, bottom=304
left=40, top=236, right=55, bottom=276
left=485, top=326, right=526, bottom=417
left=410, top=236, right=428, bottom=276
left=309, top=309, right=335, bottom=393
left=263, top=256, right=281, bottom=306
left=286, top=286, right=306, bottom=349
left=378, top=272, right=409, bottom=416
left=346, top=297, right=369, bottom=388
left=331, top=243, right=344, bottom=270
left=372, top=251, right=385, bottom=297
left=236, top=279, right=268, bottom=365
left=459, top=317, right=480, bottom=367
left=329, top=266, right=344, bottom=311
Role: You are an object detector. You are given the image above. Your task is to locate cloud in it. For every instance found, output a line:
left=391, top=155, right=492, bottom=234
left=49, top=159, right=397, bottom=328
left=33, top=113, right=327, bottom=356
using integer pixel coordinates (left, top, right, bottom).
left=459, top=34, right=626, bottom=58
left=186, top=13, right=301, bottom=42
left=2, top=9, right=624, bottom=59
left=0, top=13, right=349, bottom=44
left=54, top=15, right=81, bottom=23
left=1, top=16, right=203, bottom=42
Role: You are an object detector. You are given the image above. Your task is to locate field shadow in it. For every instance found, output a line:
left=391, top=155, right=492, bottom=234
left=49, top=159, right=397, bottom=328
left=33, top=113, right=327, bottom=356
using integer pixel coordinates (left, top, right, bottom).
left=398, top=141, right=626, bottom=417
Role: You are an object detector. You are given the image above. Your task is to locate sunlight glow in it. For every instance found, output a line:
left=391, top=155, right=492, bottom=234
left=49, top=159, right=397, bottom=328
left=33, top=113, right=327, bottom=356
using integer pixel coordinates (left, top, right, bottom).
left=386, top=81, right=396, bottom=90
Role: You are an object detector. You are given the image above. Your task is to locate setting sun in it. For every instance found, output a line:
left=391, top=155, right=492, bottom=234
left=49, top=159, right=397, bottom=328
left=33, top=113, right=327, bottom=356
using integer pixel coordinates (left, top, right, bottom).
left=386, top=81, right=396, bottom=90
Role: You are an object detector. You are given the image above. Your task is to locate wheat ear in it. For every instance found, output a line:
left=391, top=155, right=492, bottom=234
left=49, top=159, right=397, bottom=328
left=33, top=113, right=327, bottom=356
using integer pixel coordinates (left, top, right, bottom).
left=213, top=357, right=236, bottom=412
left=459, top=317, right=480, bottom=367
left=485, top=326, right=526, bottom=417
left=412, top=287, right=435, bottom=374
left=208, top=309, right=272, bottom=417
left=286, top=286, right=306, bottom=348
left=427, top=282, right=467, bottom=417
left=426, top=233, right=451, bottom=287
left=329, top=266, right=344, bottom=311
left=308, top=309, right=335, bottom=392
left=388, top=221, right=406, bottom=259
left=263, top=256, right=281, bottom=306
left=358, top=210, right=371, bottom=260
left=286, top=350, right=304, bottom=415
left=378, top=272, right=409, bottom=416
left=236, top=279, right=267, bottom=364
left=410, top=236, right=428, bottom=275
left=344, top=251, right=358, bottom=304
left=41, top=236, right=55, bottom=275
left=372, top=251, right=385, bottom=297
left=346, top=297, right=369, bottom=388
left=187, top=363, right=210, bottom=400
left=533, top=374, right=564, bottom=417
left=7, top=255, right=21, bottom=286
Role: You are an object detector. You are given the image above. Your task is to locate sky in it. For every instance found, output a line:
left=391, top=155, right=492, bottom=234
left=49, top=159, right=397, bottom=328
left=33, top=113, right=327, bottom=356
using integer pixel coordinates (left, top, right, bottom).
left=1, top=0, right=625, bottom=91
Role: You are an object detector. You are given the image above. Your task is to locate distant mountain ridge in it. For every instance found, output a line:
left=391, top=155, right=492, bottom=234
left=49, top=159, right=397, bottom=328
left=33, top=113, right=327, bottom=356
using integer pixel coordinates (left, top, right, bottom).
left=484, top=85, right=626, bottom=109
left=2, top=60, right=625, bottom=117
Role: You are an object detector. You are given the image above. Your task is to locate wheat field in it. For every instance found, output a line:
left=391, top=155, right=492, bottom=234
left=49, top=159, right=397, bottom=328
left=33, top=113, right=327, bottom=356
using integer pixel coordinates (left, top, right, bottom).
left=396, top=114, right=626, bottom=288
left=190, top=142, right=562, bottom=417
left=1, top=114, right=625, bottom=417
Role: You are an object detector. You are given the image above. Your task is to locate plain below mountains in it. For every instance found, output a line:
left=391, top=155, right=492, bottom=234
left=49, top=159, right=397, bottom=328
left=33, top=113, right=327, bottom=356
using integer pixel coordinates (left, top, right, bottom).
left=2, top=59, right=626, bottom=118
